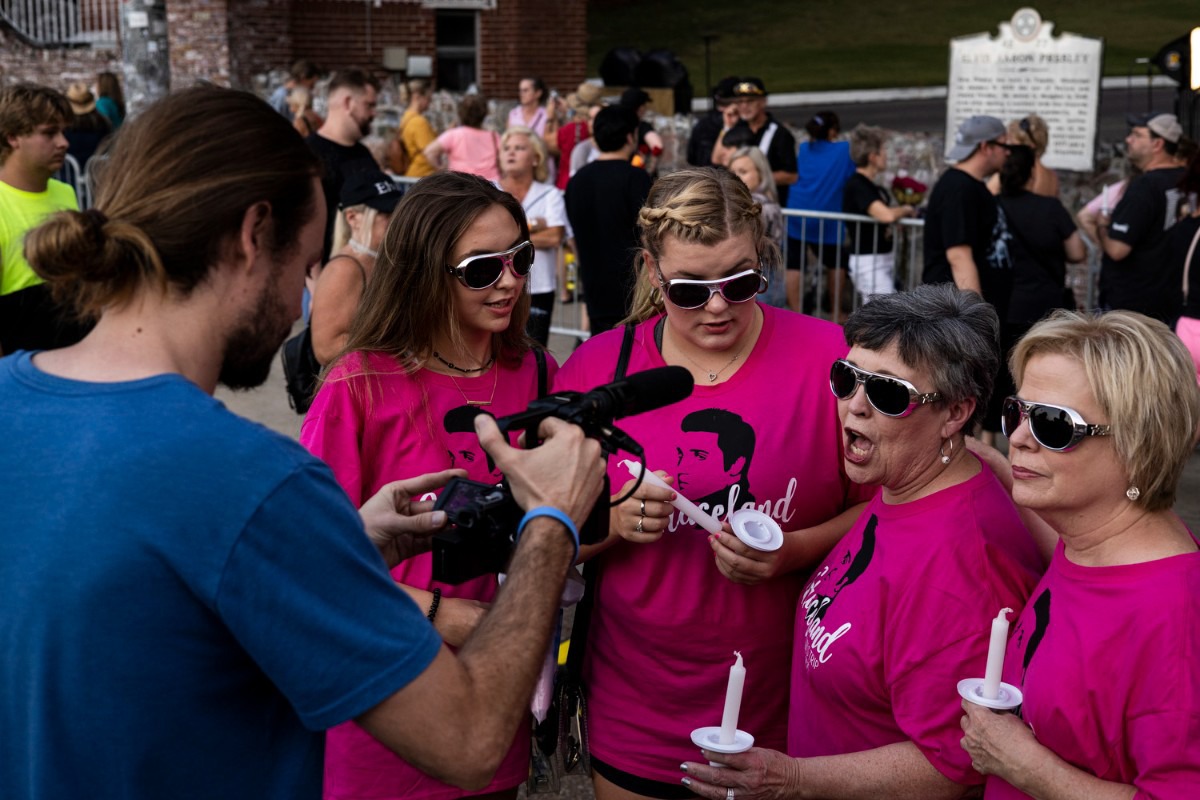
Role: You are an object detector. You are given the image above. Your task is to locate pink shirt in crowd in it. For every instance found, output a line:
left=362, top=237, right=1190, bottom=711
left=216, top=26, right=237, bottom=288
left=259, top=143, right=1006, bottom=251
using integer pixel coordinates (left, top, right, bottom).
left=554, top=305, right=870, bottom=783
left=986, top=540, right=1200, bottom=799
left=789, top=462, right=1041, bottom=786
left=300, top=349, right=555, bottom=800
left=435, top=126, right=501, bottom=182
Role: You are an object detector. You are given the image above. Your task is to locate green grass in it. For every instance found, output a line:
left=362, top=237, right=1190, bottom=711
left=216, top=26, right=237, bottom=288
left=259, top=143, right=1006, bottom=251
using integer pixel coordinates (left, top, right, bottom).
left=587, top=1, right=1198, bottom=93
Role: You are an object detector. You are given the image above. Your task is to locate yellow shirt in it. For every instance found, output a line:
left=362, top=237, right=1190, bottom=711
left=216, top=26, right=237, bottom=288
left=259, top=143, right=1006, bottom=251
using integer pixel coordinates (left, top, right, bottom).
left=0, top=179, right=78, bottom=296
left=401, top=107, right=437, bottom=178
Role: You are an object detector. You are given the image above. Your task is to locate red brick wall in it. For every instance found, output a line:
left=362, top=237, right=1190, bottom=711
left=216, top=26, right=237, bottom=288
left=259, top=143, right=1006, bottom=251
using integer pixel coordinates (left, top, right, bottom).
left=480, top=0, right=586, bottom=99
left=167, top=0, right=232, bottom=88
left=0, top=29, right=119, bottom=88
left=228, top=0, right=294, bottom=89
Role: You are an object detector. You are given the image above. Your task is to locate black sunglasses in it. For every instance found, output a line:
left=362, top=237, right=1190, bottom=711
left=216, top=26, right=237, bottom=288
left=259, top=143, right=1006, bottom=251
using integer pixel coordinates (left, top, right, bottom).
left=657, top=268, right=766, bottom=310
left=446, top=241, right=534, bottom=290
left=1001, top=396, right=1111, bottom=452
left=829, top=359, right=941, bottom=418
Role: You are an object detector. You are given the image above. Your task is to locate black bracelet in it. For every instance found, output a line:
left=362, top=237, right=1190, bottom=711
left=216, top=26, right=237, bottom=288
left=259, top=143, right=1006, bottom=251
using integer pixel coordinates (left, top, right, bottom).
left=427, top=588, right=442, bottom=623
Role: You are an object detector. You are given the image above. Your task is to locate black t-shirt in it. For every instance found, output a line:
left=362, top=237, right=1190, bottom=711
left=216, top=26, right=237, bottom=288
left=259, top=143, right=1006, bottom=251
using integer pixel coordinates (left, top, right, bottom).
left=687, top=111, right=724, bottom=168
left=730, top=114, right=798, bottom=205
left=997, top=191, right=1077, bottom=325
left=1100, top=166, right=1186, bottom=322
left=564, top=159, right=653, bottom=329
left=305, top=133, right=379, bottom=260
left=922, top=167, right=1012, bottom=317
left=842, top=172, right=894, bottom=255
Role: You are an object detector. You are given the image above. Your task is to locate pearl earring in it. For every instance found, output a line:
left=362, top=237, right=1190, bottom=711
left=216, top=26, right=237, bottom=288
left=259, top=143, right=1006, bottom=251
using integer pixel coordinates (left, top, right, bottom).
left=939, top=437, right=954, bottom=465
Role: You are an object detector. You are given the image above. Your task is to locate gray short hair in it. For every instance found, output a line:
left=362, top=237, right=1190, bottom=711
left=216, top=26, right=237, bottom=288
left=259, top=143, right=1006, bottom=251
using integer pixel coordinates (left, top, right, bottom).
left=848, top=124, right=887, bottom=167
left=842, top=284, right=999, bottom=431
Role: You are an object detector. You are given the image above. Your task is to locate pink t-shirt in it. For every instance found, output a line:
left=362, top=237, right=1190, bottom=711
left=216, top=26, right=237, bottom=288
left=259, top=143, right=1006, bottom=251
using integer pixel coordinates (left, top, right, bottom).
left=553, top=305, right=871, bottom=783
left=986, top=540, right=1200, bottom=799
left=300, top=349, right=556, bottom=800
left=789, top=462, right=1041, bottom=786
left=436, top=126, right=501, bottom=181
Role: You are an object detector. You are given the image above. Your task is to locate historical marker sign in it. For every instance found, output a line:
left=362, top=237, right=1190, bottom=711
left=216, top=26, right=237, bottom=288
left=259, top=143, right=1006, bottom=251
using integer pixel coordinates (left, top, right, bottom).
left=946, top=8, right=1103, bottom=171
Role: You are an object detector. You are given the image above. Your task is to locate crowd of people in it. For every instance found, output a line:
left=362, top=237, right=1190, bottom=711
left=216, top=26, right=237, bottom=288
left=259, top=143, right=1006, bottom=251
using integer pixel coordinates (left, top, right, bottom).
left=1, top=67, right=1199, bottom=800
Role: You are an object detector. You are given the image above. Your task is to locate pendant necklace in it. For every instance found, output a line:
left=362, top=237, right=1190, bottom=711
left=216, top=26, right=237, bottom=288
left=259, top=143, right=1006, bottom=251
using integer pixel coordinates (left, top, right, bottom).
left=672, top=331, right=747, bottom=383
left=448, top=366, right=499, bottom=406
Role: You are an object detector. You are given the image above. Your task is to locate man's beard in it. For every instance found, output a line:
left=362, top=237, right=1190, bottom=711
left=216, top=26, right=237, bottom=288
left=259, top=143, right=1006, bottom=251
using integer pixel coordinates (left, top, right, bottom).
left=219, top=272, right=294, bottom=391
left=358, top=117, right=372, bottom=137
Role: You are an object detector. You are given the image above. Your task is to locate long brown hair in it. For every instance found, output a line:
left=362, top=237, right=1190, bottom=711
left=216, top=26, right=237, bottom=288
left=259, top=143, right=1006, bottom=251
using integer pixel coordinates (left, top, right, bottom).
left=337, top=171, right=532, bottom=374
left=625, top=167, right=772, bottom=324
left=26, top=86, right=320, bottom=318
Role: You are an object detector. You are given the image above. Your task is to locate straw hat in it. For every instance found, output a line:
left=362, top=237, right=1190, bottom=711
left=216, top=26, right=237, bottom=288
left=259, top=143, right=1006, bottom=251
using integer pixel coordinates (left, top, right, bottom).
left=566, top=81, right=603, bottom=113
left=66, top=82, right=96, bottom=115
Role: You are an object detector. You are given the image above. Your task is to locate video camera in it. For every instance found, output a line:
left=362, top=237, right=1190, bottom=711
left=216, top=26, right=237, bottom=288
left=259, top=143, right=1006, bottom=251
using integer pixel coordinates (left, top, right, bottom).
left=432, top=366, right=694, bottom=583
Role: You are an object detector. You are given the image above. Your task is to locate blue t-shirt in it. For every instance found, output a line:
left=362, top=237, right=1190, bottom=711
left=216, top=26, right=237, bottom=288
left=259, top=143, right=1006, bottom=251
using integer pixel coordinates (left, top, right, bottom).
left=786, top=139, right=856, bottom=243
left=0, top=352, right=442, bottom=800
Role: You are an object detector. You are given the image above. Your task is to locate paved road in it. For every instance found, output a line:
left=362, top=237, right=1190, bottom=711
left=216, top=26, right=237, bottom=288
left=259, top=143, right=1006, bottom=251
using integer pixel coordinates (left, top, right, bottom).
left=771, top=84, right=1183, bottom=153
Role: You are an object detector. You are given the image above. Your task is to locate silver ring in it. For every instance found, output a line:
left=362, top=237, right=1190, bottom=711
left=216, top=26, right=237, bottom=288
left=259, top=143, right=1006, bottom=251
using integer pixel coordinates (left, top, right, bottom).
left=635, top=516, right=644, bottom=533
left=639, top=498, right=646, bottom=515
left=726, top=789, right=735, bottom=800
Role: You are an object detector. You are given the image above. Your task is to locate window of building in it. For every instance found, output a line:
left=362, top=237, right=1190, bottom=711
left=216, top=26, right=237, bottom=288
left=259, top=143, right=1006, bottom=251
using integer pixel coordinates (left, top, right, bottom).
left=435, top=10, right=478, bottom=92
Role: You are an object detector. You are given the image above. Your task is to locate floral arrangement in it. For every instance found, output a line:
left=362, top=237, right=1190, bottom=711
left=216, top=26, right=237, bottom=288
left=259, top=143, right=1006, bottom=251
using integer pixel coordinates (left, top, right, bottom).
left=892, top=173, right=928, bottom=206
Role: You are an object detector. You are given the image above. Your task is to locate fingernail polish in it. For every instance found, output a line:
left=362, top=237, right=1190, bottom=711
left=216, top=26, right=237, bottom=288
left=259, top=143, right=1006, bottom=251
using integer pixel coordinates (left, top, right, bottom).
left=679, top=763, right=688, bottom=773
left=681, top=777, right=692, bottom=787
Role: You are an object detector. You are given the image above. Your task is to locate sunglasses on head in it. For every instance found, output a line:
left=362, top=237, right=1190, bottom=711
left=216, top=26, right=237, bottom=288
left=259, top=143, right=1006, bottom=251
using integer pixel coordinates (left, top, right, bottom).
left=829, top=359, right=941, bottom=418
left=446, top=241, right=534, bottom=290
left=657, top=268, right=766, bottom=310
left=1001, top=396, right=1111, bottom=452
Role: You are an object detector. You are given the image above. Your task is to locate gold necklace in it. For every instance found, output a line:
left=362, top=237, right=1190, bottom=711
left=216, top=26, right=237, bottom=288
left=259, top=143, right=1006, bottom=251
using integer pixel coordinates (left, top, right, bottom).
left=448, top=365, right=499, bottom=406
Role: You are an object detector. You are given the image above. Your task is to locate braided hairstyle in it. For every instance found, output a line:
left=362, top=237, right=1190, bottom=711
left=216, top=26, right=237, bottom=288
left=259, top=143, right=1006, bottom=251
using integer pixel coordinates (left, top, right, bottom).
left=624, top=167, right=777, bottom=323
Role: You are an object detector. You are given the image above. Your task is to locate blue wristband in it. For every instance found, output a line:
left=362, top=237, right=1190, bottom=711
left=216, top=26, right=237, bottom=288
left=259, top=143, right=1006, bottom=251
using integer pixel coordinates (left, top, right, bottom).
left=518, top=506, right=580, bottom=563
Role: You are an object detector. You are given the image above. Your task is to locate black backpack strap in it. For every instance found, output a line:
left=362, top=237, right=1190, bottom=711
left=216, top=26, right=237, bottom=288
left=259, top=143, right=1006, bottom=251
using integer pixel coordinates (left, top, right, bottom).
left=534, top=346, right=548, bottom=398
left=613, top=323, right=636, bottom=381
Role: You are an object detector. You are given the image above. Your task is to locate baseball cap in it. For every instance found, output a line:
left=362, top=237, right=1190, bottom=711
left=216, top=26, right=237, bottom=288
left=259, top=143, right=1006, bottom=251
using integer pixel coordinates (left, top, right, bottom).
left=339, top=170, right=403, bottom=213
left=1127, top=112, right=1182, bottom=144
left=732, top=77, right=767, bottom=98
left=946, top=115, right=1007, bottom=162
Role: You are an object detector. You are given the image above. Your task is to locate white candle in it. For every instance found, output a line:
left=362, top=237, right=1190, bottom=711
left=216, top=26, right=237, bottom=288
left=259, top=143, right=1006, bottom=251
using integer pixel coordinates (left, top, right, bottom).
left=619, top=459, right=723, bottom=534
left=982, top=608, right=1013, bottom=700
left=719, top=651, right=746, bottom=745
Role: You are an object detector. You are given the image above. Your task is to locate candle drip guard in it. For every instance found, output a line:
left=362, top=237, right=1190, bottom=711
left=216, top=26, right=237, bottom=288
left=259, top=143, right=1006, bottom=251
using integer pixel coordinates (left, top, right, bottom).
left=689, top=727, right=755, bottom=766
left=957, top=678, right=1023, bottom=711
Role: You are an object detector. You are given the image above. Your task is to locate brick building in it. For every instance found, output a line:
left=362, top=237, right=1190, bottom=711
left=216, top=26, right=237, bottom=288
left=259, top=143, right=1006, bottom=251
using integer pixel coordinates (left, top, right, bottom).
left=0, top=0, right=588, bottom=101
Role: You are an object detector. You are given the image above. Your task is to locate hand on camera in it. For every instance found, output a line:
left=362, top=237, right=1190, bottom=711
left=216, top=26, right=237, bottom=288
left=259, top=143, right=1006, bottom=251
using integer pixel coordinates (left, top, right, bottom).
left=360, top=469, right=464, bottom=567
left=474, top=414, right=604, bottom=529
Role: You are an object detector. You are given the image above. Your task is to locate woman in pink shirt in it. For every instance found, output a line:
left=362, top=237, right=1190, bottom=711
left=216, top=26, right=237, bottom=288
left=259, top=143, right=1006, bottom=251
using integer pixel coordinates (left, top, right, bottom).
left=960, top=310, right=1200, bottom=799
left=554, top=168, right=872, bottom=800
left=301, top=172, right=550, bottom=800
left=425, top=94, right=502, bottom=182
left=679, top=284, right=1042, bottom=799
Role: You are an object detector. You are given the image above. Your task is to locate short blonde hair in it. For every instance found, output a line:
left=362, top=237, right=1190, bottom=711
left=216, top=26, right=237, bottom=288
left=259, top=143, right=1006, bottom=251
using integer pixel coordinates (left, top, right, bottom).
left=729, top=146, right=777, bottom=203
left=1007, top=114, right=1049, bottom=158
left=1010, top=310, right=1200, bottom=512
left=500, top=126, right=549, bottom=183
left=625, top=167, right=775, bottom=324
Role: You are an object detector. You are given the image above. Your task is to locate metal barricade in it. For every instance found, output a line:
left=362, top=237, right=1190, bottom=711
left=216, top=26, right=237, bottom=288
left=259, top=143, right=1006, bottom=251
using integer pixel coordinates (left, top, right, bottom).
left=780, top=208, right=925, bottom=321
